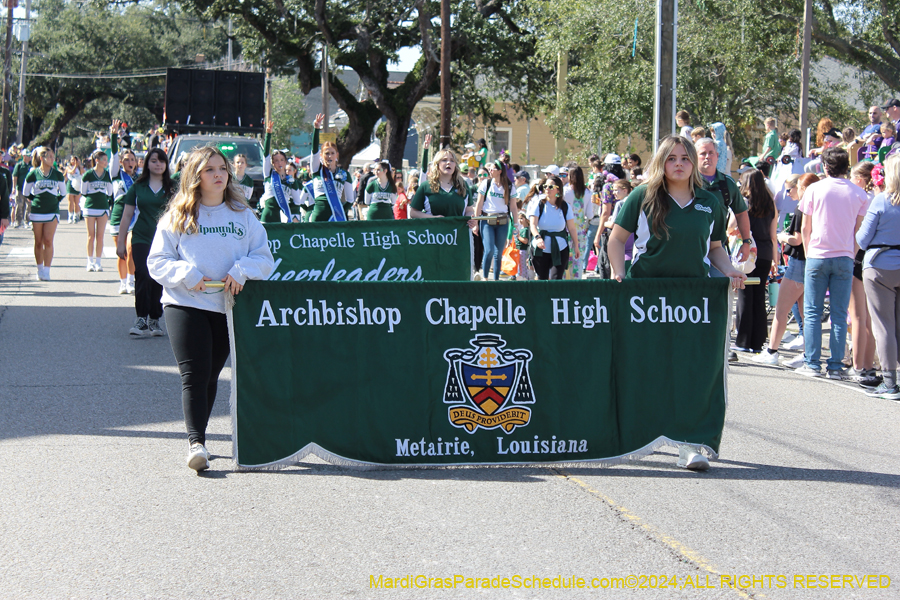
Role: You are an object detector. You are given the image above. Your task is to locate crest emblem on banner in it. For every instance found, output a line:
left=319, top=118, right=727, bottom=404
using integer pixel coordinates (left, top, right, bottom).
left=443, top=334, right=534, bottom=434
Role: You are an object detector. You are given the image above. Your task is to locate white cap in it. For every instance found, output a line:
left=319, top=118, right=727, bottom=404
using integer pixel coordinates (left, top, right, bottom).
left=559, top=166, right=569, bottom=175
left=542, top=165, right=560, bottom=176
left=465, top=143, right=476, bottom=149
left=603, top=153, right=622, bottom=165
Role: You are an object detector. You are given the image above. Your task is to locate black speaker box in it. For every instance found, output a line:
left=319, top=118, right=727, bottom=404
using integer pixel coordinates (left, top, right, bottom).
left=190, top=70, right=216, bottom=125
left=164, top=69, right=192, bottom=124
left=240, top=72, right=265, bottom=129
left=215, top=71, right=241, bottom=126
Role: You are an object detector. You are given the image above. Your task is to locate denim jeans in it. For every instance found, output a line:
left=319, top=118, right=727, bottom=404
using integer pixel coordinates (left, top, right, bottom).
left=803, top=256, right=853, bottom=371
left=480, top=220, right=507, bottom=280
left=583, top=221, right=599, bottom=272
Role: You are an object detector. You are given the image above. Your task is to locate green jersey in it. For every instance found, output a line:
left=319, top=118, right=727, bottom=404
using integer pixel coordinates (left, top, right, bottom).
left=79, top=136, right=120, bottom=211
left=364, top=178, right=396, bottom=220
left=237, top=174, right=254, bottom=205
left=410, top=181, right=473, bottom=217
left=614, top=185, right=727, bottom=279
left=23, top=167, right=66, bottom=218
left=122, top=181, right=171, bottom=245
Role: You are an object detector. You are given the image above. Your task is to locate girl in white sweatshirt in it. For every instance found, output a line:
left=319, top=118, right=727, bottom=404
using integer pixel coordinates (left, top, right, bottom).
left=148, top=146, right=274, bottom=472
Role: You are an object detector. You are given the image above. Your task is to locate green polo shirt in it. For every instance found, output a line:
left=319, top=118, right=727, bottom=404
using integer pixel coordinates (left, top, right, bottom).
left=410, top=182, right=473, bottom=217
left=122, top=181, right=171, bottom=245
left=614, top=185, right=727, bottom=279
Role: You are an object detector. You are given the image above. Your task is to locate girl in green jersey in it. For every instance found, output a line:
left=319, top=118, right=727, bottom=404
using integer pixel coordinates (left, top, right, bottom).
left=608, top=135, right=744, bottom=286
left=364, top=160, right=397, bottom=220
left=23, top=147, right=67, bottom=281
left=79, top=121, right=121, bottom=272
left=307, top=113, right=354, bottom=222
left=63, top=155, right=84, bottom=224
left=233, top=154, right=254, bottom=205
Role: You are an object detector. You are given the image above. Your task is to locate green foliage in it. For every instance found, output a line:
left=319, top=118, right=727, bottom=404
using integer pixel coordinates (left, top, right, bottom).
left=763, top=0, right=900, bottom=94
left=20, top=0, right=228, bottom=147
left=176, top=0, right=552, bottom=167
left=270, top=77, right=311, bottom=150
left=530, top=0, right=863, bottom=159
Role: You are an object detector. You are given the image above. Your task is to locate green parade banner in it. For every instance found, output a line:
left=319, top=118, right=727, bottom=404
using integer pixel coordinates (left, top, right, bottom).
left=263, top=218, right=473, bottom=282
left=228, top=278, right=731, bottom=468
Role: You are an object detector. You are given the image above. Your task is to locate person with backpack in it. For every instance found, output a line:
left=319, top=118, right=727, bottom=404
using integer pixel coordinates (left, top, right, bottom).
left=527, top=175, right=579, bottom=280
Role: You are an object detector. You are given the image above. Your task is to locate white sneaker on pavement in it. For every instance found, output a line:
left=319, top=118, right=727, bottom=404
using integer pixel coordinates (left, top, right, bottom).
left=187, top=443, right=210, bottom=471
left=753, top=350, right=780, bottom=365
left=784, top=335, right=805, bottom=351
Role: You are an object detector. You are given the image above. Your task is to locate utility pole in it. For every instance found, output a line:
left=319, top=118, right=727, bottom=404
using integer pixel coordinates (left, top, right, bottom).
left=1, top=0, right=15, bottom=149
left=321, top=45, right=329, bottom=133
left=799, top=0, right=812, bottom=146
left=652, top=0, right=677, bottom=150
left=15, top=0, right=30, bottom=145
left=555, top=51, right=567, bottom=160
left=439, top=0, right=451, bottom=149
left=226, top=18, right=233, bottom=71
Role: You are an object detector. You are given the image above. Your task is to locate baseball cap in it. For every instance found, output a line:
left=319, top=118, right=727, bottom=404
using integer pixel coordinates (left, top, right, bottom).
left=823, top=127, right=841, bottom=139
left=465, top=142, right=476, bottom=149
left=881, top=99, right=900, bottom=110
left=603, top=153, right=622, bottom=165
left=559, top=166, right=569, bottom=175
left=542, top=165, right=560, bottom=176
left=514, top=170, right=530, bottom=181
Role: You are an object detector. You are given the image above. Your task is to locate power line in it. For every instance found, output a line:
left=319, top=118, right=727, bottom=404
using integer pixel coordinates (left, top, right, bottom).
left=24, top=59, right=258, bottom=80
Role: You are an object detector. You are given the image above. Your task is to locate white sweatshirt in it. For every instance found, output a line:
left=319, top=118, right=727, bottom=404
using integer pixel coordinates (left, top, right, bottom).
left=148, top=202, right=275, bottom=314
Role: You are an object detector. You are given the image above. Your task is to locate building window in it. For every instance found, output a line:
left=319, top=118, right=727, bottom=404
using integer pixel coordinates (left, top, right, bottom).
left=492, top=128, right=512, bottom=160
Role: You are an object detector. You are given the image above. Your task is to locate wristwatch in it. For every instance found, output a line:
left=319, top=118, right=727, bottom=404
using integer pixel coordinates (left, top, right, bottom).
left=742, top=239, right=752, bottom=245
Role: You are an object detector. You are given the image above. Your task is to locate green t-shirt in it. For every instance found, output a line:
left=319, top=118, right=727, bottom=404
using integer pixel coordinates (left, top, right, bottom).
left=23, top=167, right=67, bottom=215
left=12, top=159, right=30, bottom=193
left=122, top=181, right=171, bottom=245
left=761, top=130, right=781, bottom=160
left=614, top=185, right=727, bottom=279
left=701, top=171, right=747, bottom=215
left=410, top=182, right=473, bottom=217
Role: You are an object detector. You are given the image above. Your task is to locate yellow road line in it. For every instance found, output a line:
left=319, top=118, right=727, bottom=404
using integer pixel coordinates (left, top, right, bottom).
left=552, top=469, right=762, bottom=600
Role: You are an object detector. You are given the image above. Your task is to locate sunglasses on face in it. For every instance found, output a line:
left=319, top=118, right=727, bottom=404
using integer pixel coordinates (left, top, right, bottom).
left=545, top=184, right=559, bottom=190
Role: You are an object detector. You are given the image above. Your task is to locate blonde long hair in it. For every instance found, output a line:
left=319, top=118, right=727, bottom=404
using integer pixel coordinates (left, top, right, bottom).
left=165, top=146, right=249, bottom=234
left=884, top=154, right=900, bottom=206
left=640, top=135, right=704, bottom=239
left=428, top=148, right=469, bottom=196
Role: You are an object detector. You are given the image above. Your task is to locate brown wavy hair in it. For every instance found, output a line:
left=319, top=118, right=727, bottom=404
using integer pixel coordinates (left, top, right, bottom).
left=640, top=135, right=703, bottom=239
left=163, top=146, right=249, bottom=235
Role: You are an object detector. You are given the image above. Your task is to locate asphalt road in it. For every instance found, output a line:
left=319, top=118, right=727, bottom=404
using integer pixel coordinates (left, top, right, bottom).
left=1, top=220, right=898, bottom=600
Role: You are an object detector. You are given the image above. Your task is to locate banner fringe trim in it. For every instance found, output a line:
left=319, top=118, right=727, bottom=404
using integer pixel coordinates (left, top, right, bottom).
left=232, top=437, right=718, bottom=471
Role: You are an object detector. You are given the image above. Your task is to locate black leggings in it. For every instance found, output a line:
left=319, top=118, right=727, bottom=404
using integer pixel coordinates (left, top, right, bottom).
left=532, top=247, right=570, bottom=280
left=165, top=305, right=231, bottom=445
left=131, top=243, right=163, bottom=319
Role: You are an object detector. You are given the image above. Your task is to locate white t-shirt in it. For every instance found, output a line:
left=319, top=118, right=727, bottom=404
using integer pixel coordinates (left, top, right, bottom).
left=527, top=200, right=569, bottom=251
left=564, top=185, right=594, bottom=220
left=478, top=180, right=510, bottom=214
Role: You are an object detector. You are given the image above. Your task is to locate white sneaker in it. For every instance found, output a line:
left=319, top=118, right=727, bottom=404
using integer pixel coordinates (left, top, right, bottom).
left=782, top=354, right=806, bottom=369
left=187, top=443, right=210, bottom=471
left=117, top=281, right=128, bottom=294
left=784, top=335, right=805, bottom=351
left=677, top=445, right=710, bottom=471
left=753, top=350, right=780, bottom=365
left=38, top=267, right=50, bottom=281
left=126, top=283, right=135, bottom=294
left=35, top=266, right=43, bottom=281
left=94, top=259, right=103, bottom=272
left=87, top=258, right=94, bottom=271
left=795, top=364, right=824, bottom=377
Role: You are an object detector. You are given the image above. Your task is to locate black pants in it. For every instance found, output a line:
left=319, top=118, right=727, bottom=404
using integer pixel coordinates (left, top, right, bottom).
left=532, top=247, right=570, bottom=280
left=735, top=259, right=773, bottom=351
left=131, top=243, right=163, bottom=319
left=165, top=305, right=231, bottom=446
